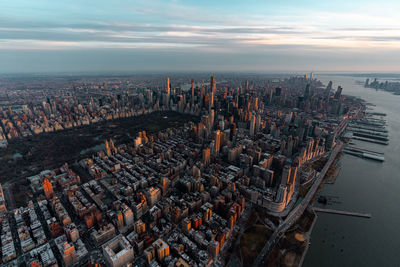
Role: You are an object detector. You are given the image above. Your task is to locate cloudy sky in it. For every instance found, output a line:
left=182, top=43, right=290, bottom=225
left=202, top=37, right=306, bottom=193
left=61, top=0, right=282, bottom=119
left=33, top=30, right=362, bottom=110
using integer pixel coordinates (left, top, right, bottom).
left=1, top=0, right=400, bottom=73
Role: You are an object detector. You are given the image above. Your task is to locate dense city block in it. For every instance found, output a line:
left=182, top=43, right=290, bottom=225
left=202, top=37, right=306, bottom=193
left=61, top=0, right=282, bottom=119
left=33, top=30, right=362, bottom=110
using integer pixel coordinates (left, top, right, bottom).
left=0, top=73, right=363, bottom=266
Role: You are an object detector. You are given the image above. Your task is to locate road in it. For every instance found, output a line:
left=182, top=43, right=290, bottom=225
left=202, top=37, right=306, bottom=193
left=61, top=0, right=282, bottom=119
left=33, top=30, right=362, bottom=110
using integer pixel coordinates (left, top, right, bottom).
left=252, top=142, right=342, bottom=267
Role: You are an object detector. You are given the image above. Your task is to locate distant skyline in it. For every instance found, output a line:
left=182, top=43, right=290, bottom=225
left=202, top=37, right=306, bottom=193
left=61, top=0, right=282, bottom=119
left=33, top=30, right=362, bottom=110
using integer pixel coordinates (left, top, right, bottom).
left=1, top=0, right=400, bottom=73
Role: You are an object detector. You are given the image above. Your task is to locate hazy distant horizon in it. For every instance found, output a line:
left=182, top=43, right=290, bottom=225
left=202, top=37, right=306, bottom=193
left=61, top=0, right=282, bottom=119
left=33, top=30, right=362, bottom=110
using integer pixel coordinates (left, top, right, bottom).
left=1, top=0, right=400, bottom=73
left=1, top=70, right=400, bottom=77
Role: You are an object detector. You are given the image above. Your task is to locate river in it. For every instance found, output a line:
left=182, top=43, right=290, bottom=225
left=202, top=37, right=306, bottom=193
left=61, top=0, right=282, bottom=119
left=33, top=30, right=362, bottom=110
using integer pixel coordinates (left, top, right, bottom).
left=302, top=74, right=400, bottom=266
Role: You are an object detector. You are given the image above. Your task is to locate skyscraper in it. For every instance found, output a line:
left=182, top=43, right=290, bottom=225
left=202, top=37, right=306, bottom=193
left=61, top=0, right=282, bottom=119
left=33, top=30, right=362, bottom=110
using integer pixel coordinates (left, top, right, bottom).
left=210, top=75, right=216, bottom=113
left=191, top=79, right=195, bottom=108
left=280, top=165, right=291, bottom=186
left=166, top=77, right=171, bottom=95
left=250, top=114, right=256, bottom=136
left=229, top=123, right=236, bottom=141
left=325, top=81, right=333, bottom=100
left=210, top=75, right=216, bottom=92
left=105, top=140, right=111, bottom=156
left=209, top=93, right=213, bottom=115
left=43, top=177, right=54, bottom=199
left=201, top=82, right=205, bottom=100
left=203, top=148, right=211, bottom=165
left=215, top=130, right=222, bottom=155
left=334, top=86, right=343, bottom=100
left=304, top=84, right=310, bottom=100
left=166, top=77, right=171, bottom=108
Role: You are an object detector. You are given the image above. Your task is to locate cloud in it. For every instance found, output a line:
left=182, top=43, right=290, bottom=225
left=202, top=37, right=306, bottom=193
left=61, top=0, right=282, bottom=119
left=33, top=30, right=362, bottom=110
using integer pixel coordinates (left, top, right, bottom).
left=1, top=20, right=400, bottom=52
left=0, top=0, right=399, bottom=72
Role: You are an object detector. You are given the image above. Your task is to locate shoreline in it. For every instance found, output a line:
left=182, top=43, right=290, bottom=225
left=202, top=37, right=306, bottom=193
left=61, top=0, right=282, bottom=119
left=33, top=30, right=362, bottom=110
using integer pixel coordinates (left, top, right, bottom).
left=297, top=87, right=367, bottom=266
left=299, top=209, right=318, bottom=267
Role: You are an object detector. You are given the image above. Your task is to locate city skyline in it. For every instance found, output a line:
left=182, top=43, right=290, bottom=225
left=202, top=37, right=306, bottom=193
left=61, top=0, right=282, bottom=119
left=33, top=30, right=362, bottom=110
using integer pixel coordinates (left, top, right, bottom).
left=1, top=0, right=400, bottom=73
left=0, top=72, right=354, bottom=266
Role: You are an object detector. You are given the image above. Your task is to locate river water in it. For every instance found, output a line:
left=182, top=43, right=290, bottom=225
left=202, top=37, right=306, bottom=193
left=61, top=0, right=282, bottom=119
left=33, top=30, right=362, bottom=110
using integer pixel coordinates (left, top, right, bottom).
left=303, top=74, right=400, bottom=266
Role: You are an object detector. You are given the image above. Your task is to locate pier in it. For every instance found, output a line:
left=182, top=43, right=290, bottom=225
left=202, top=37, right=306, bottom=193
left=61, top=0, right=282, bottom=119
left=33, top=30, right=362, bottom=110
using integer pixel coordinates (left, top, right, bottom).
left=352, top=132, right=388, bottom=141
left=351, top=120, right=386, bottom=128
left=347, top=127, right=389, bottom=137
left=313, top=207, right=371, bottom=218
left=343, top=145, right=385, bottom=162
left=366, top=112, right=386, bottom=116
left=351, top=135, right=389, bottom=145
left=346, top=145, right=384, bottom=155
left=343, top=150, right=384, bottom=162
left=349, top=124, right=388, bottom=133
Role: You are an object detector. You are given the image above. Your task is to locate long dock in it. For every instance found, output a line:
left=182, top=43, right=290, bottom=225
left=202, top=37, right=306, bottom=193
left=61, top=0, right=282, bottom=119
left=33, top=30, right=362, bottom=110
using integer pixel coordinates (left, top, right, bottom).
left=349, top=124, right=388, bottom=133
left=351, top=135, right=389, bottom=145
left=343, top=147, right=385, bottom=162
left=313, top=207, right=371, bottom=218
left=347, top=127, right=389, bottom=137
left=352, top=132, right=389, bottom=141
left=346, top=146, right=384, bottom=155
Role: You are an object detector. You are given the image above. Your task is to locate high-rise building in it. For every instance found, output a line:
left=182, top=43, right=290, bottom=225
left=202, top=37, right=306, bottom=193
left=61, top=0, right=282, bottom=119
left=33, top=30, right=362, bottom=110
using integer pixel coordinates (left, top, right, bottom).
left=229, top=123, right=236, bottom=141
left=215, top=130, right=222, bottom=155
left=334, top=86, right=343, bottom=100
left=109, top=139, right=116, bottom=153
left=146, top=187, right=161, bottom=207
left=209, top=76, right=216, bottom=113
left=165, top=77, right=171, bottom=108
left=249, top=114, right=256, bottom=136
left=201, top=82, right=205, bottom=103
left=102, top=235, right=134, bottom=267
left=325, top=81, right=333, bottom=100
left=43, top=177, right=54, bottom=199
left=61, top=242, right=77, bottom=266
left=256, top=114, right=261, bottom=132
left=208, top=240, right=220, bottom=258
left=191, top=79, right=195, bottom=108
left=105, top=140, right=111, bottom=156
left=182, top=217, right=191, bottom=232
left=153, top=239, right=170, bottom=261
left=134, top=220, right=146, bottom=235
left=275, top=87, right=282, bottom=97
left=122, top=204, right=134, bottom=226
left=210, top=108, right=215, bottom=126
left=166, top=77, right=171, bottom=95
left=203, top=148, right=211, bottom=165
left=160, top=177, right=170, bottom=196
left=210, top=75, right=216, bottom=92
left=209, top=91, right=214, bottom=115
left=280, top=165, right=291, bottom=186
left=304, top=84, right=310, bottom=100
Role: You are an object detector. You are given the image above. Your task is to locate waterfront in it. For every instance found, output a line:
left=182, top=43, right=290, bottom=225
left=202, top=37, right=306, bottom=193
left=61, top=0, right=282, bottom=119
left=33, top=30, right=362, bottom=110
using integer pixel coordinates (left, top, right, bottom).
left=304, top=74, right=400, bottom=266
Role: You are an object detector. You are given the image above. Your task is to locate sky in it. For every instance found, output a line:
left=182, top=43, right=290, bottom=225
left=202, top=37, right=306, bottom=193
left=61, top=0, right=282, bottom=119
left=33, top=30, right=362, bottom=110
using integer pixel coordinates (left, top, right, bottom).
left=1, top=0, right=400, bottom=73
